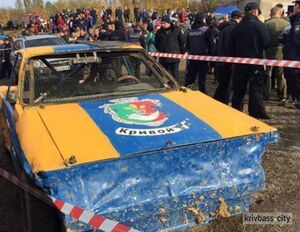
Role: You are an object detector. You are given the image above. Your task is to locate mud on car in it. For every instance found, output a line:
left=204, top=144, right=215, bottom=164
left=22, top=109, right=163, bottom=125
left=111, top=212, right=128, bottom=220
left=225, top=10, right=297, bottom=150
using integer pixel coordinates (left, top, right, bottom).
left=0, top=42, right=278, bottom=231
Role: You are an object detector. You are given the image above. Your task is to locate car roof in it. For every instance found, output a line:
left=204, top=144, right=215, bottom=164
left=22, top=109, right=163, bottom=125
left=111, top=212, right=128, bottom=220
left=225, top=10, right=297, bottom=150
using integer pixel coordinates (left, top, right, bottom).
left=18, top=42, right=143, bottom=58
left=18, top=34, right=61, bottom=41
left=78, top=41, right=141, bottom=49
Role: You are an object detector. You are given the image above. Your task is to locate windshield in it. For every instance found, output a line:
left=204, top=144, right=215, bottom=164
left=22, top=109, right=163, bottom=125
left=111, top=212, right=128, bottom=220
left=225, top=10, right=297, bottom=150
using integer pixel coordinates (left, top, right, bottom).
left=25, top=37, right=66, bottom=48
left=26, top=51, right=176, bottom=104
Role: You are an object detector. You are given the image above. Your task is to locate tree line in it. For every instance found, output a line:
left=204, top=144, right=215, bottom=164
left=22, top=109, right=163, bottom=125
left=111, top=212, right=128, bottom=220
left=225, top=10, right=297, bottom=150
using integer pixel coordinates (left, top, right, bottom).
left=0, top=0, right=220, bottom=25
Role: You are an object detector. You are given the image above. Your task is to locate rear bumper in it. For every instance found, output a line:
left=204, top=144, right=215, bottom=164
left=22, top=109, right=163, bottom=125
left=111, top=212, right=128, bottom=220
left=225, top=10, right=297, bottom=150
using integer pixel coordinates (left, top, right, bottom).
left=39, top=131, right=279, bottom=231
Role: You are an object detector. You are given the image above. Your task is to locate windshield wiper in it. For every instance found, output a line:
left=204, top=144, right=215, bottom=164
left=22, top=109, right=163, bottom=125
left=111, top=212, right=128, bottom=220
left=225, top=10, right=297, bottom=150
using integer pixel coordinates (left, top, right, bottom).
left=34, top=92, right=48, bottom=105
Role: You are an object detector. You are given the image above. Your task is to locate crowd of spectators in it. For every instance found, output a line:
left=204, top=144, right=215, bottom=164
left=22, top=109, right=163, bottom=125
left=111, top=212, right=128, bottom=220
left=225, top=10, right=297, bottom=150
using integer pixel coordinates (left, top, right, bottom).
left=0, top=2, right=300, bottom=116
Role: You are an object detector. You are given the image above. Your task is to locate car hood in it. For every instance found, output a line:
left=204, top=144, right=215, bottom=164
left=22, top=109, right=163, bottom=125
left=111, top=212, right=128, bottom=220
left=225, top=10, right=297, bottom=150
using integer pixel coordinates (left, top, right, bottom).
left=32, top=90, right=276, bottom=171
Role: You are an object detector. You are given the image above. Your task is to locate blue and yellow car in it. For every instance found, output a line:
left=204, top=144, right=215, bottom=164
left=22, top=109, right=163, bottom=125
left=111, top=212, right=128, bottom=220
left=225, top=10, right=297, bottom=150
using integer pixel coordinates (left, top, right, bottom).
left=0, top=42, right=278, bottom=231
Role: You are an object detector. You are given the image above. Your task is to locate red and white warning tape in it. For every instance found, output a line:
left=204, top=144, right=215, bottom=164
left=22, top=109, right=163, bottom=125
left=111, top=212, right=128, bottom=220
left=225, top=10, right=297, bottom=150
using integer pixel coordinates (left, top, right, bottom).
left=0, top=167, right=139, bottom=232
left=149, top=52, right=300, bottom=69
left=1, top=49, right=299, bottom=68
left=0, top=48, right=12, bottom=51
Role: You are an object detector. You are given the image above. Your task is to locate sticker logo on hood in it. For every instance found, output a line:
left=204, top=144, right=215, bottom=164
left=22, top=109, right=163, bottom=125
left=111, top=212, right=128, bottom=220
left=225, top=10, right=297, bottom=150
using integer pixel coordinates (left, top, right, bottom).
left=99, top=97, right=190, bottom=136
left=100, top=98, right=168, bottom=127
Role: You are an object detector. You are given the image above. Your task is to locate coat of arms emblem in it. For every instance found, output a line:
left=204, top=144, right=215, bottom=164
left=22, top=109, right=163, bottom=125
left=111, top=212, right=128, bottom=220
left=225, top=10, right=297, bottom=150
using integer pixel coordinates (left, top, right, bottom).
left=101, top=98, right=168, bottom=127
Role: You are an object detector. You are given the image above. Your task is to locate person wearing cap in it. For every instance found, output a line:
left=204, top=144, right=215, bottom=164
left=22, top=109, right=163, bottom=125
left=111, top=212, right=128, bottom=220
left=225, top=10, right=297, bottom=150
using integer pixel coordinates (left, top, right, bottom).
left=184, top=13, right=215, bottom=93
left=155, top=15, right=185, bottom=81
left=282, top=0, right=300, bottom=109
left=213, top=10, right=242, bottom=104
left=230, top=2, right=271, bottom=119
left=263, top=6, right=290, bottom=102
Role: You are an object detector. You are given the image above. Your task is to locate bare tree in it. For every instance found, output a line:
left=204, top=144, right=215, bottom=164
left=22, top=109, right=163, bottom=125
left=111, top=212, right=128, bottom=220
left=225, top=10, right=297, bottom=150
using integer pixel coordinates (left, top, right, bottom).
left=198, top=0, right=219, bottom=12
left=16, top=0, right=24, bottom=12
left=23, top=0, right=32, bottom=11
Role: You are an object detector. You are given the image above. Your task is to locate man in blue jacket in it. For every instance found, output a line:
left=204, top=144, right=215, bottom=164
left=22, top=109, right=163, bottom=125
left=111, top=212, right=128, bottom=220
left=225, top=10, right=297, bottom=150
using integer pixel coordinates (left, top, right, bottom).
left=184, top=13, right=215, bottom=93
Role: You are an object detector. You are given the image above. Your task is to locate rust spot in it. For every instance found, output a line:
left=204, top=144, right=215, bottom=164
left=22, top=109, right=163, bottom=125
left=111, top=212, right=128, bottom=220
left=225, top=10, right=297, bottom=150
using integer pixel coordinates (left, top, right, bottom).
left=64, top=155, right=77, bottom=166
left=250, top=126, right=260, bottom=132
left=68, top=155, right=77, bottom=164
left=214, top=198, right=231, bottom=218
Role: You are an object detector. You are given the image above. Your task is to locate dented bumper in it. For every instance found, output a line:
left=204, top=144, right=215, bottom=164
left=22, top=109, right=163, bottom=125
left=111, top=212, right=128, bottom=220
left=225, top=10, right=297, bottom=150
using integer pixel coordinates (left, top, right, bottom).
left=38, top=131, right=279, bottom=231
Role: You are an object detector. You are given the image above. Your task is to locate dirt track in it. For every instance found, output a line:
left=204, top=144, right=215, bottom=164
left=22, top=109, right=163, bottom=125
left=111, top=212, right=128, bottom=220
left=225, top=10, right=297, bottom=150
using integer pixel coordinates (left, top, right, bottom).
left=205, top=95, right=300, bottom=232
left=0, top=75, right=299, bottom=232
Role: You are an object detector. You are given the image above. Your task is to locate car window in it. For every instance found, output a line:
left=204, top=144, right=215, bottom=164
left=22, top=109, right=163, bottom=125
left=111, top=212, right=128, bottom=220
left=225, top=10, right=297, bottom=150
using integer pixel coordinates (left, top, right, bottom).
left=25, top=51, right=176, bottom=105
left=25, top=37, right=66, bottom=48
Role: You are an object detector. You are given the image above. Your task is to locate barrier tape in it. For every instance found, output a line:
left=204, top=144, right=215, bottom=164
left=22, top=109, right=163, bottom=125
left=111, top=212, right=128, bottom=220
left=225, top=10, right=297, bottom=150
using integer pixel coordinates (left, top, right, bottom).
left=0, top=48, right=12, bottom=51
left=149, top=52, right=300, bottom=69
left=1, top=49, right=299, bottom=68
left=0, top=167, right=139, bottom=232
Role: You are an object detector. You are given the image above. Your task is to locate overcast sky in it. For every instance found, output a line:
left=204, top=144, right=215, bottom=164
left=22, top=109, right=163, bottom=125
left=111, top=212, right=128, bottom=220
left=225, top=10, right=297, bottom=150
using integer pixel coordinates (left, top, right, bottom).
left=0, top=0, right=15, bottom=8
left=0, top=0, right=55, bottom=8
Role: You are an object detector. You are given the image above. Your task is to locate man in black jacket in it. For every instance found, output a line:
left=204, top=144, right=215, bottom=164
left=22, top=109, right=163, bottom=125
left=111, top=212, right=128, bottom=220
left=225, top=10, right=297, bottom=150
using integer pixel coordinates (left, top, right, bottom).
left=282, top=0, right=300, bottom=109
left=155, top=15, right=185, bottom=81
left=108, top=20, right=128, bottom=42
left=184, top=13, right=215, bottom=93
left=124, top=6, right=130, bottom=23
left=214, top=11, right=242, bottom=104
left=230, top=2, right=271, bottom=119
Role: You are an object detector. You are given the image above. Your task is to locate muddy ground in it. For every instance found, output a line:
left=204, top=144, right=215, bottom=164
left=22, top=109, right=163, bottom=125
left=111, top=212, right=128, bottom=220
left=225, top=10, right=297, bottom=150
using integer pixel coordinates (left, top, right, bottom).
left=186, top=74, right=300, bottom=232
left=0, top=66, right=299, bottom=232
left=204, top=81, right=300, bottom=232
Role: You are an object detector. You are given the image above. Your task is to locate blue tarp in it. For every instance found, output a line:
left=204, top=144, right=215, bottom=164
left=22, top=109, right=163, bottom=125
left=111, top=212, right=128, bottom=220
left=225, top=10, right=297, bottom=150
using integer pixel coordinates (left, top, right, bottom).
left=214, top=5, right=240, bottom=14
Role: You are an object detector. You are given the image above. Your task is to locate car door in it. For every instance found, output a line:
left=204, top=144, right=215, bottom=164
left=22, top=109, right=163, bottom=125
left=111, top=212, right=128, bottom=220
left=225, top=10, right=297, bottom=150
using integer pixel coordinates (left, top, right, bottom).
left=0, top=53, right=23, bottom=172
